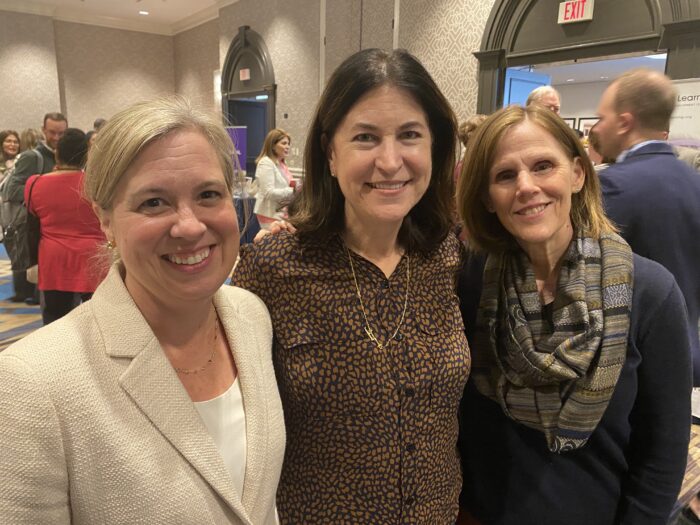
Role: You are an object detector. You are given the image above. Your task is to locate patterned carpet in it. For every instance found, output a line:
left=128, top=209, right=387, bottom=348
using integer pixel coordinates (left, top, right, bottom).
left=0, top=244, right=42, bottom=351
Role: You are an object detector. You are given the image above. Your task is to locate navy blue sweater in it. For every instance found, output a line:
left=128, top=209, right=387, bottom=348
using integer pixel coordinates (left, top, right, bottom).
left=458, top=253, right=691, bottom=525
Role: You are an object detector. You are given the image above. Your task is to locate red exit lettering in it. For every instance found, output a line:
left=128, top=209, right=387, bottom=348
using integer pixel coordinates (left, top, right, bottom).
left=564, top=0, right=587, bottom=21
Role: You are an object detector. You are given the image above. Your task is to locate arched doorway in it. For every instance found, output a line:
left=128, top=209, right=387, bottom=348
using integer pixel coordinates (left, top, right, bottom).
left=221, top=25, right=276, bottom=175
left=475, top=0, right=700, bottom=113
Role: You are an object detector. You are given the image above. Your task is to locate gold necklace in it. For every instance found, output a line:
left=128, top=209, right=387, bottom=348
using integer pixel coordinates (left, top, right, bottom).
left=175, top=315, right=219, bottom=375
left=345, top=245, right=410, bottom=350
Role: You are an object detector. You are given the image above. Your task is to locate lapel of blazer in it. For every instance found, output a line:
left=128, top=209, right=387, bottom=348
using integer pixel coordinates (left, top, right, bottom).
left=214, top=289, right=270, bottom=515
left=272, top=160, right=288, bottom=187
left=92, top=266, right=252, bottom=524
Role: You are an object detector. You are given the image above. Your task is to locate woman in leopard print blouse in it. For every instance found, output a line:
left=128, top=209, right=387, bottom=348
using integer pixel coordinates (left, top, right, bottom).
left=234, top=48, right=470, bottom=524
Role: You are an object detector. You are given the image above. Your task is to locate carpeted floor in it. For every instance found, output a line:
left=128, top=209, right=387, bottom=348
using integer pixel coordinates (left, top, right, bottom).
left=0, top=244, right=42, bottom=351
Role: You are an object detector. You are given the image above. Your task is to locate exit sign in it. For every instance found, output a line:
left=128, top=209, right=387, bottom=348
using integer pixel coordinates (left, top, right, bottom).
left=558, top=0, right=594, bottom=24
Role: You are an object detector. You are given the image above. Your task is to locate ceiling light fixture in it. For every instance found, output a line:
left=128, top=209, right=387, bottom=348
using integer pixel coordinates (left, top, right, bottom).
left=139, top=10, right=149, bottom=16
left=566, top=78, right=575, bottom=82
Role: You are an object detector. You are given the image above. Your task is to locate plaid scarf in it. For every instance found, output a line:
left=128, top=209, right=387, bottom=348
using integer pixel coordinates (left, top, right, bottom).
left=471, top=232, right=634, bottom=452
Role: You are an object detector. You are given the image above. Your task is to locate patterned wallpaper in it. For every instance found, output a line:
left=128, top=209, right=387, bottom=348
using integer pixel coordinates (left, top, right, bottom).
left=0, top=10, right=61, bottom=132
left=174, top=19, right=220, bottom=116
left=1, top=1, right=500, bottom=155
left=400, top=0, right=496, bottom=121
left=219, top=0, right=321, bottom=170
left=54, top=21, right=175, bottom=132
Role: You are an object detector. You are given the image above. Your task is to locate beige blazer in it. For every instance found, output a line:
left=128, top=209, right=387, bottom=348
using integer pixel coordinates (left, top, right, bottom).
left=0, top=265, right=285, bottom=524
left=253, top=156, right=293, bottom=220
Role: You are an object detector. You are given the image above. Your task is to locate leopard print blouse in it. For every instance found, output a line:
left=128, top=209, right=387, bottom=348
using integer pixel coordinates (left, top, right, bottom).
left=234, top=232, right=470, bottom=524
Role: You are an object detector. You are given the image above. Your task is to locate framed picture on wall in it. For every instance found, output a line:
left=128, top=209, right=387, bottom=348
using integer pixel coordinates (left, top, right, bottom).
left=562, top=118, right=576, bottom=129
left=577, top=117, right=599, bottom=137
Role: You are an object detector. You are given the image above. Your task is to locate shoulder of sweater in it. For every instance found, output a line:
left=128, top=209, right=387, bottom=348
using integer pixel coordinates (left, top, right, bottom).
left=631, top=254, right=678, bottom=309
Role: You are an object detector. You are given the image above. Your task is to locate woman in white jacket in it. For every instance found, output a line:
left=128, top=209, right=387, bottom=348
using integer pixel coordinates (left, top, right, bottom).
left=253, top=128, right=294, bottom=228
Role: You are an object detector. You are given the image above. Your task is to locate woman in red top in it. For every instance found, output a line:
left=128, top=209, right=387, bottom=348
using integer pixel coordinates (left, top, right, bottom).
left=25, top=128, right=106, bottom=324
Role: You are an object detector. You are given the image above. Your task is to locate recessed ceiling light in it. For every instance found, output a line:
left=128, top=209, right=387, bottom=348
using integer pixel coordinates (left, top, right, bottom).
left=139, top=10, right=149, bottom=16
left=566, top=78, right=575, bottom=82
left=600, top=76, right=608, bottom=80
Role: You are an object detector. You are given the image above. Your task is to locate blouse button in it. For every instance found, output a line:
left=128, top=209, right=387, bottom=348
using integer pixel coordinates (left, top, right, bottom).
left=406, top=443, right=416, bottom=453
left=405, top=496, right=415, bottom=506
left=404, top=387, right=415, bottom=398
left=380, top=280, right=390, bottom=290
left=394, top=332, right=403, bottom=341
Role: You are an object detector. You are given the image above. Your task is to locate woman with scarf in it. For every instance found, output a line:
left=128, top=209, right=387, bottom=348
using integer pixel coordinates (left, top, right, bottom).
left=456, top=104, right=691, bottom=525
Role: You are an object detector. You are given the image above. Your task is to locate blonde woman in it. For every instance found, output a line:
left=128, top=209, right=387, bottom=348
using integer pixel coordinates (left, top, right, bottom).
left=0, top=97, right=284, bottom=524
left=253, top=128, right=294, bottom=228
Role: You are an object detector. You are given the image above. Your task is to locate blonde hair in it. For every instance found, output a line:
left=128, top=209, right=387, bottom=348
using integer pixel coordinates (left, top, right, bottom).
left=255, top=128, right=290, bottom=164
left=84, top=96, right=236, bottom=210
left=457, top=104, right=616, bottom=253
left=458, top=115, right=487, bottom=148
left=20, top=128, right=43, bottom=151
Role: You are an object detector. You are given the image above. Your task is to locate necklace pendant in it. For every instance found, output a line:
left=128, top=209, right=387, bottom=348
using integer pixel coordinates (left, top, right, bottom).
left=364, top=326, right=382, bottom=349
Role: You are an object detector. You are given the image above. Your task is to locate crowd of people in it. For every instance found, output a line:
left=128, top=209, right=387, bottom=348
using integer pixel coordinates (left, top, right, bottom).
left=0, top=47, right=699, bottom=525
left=0, top=116, right=107, bottom=321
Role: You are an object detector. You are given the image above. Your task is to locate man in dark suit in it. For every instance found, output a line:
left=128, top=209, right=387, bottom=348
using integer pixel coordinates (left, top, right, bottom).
left=2, top=112, right=67, bottom=303
left=593, top=68, right=700, bottom=387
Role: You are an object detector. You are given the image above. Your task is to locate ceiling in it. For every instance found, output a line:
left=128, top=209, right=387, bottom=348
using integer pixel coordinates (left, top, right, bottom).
left=525, top=53, right=667, bottom=86
left=0, top=0, right=237, bottom=35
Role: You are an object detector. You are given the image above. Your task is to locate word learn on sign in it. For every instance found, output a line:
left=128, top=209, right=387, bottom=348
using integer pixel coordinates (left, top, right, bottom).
left=557, top=0, right=595, bottom=25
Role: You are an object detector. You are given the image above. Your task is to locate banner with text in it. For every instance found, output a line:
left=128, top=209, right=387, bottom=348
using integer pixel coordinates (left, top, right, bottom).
left=670, top=78, right=700, bottom=138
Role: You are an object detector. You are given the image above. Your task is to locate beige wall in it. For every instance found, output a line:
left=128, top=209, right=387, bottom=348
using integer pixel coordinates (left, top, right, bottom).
left=54, top=21, right=175, bottom=132
left=1, top=1, right=498, bottom=156
left=174, top=19, right=220, bottom=115
left=219, top=0, right=320, bottom=169
left=0, top=10, right=61, bottom=131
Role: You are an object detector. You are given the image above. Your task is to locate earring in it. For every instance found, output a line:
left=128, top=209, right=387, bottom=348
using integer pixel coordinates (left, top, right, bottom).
left=106, top=240, right=116, bottom=249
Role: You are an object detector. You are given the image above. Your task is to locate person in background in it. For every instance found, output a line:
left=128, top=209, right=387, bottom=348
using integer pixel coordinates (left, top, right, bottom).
left=2, top=114, right=66, bottom=305
left=0, top=130, right=20, bottom=179
left=19, top=127, right=43, bottom=152
left=234, top=48, right=470, bottom=524
left=456, top=104, right=691, bottom=525
left=25, top=128, right=106, bottom=324
left=593, top=68, right=700, bottom=387
left=526, top=85, right=562, bottom=114
left=253, top=128, right=295, bottom=229
left=85, top=130, right=97, bottom=150
left=455, top=115, right=487, bottom=182
left=0, top=97, right=284, bottom=524
left=587, top=128, right=615, bottom=172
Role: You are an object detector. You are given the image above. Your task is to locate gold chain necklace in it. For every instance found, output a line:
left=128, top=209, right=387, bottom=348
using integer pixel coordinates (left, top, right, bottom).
left=175, top=315, right=219, bottom=375
left=345, top=245, right=410, bottom=350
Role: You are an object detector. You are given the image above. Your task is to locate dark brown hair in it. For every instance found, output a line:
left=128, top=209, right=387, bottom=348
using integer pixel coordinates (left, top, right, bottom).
left=43, top=112, right=67, bottom=127
left=458, top=104, right=616, bottom=253
left=56, top=128, right=88, bottom=168
left=287, top=48, right=458, bottom=255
